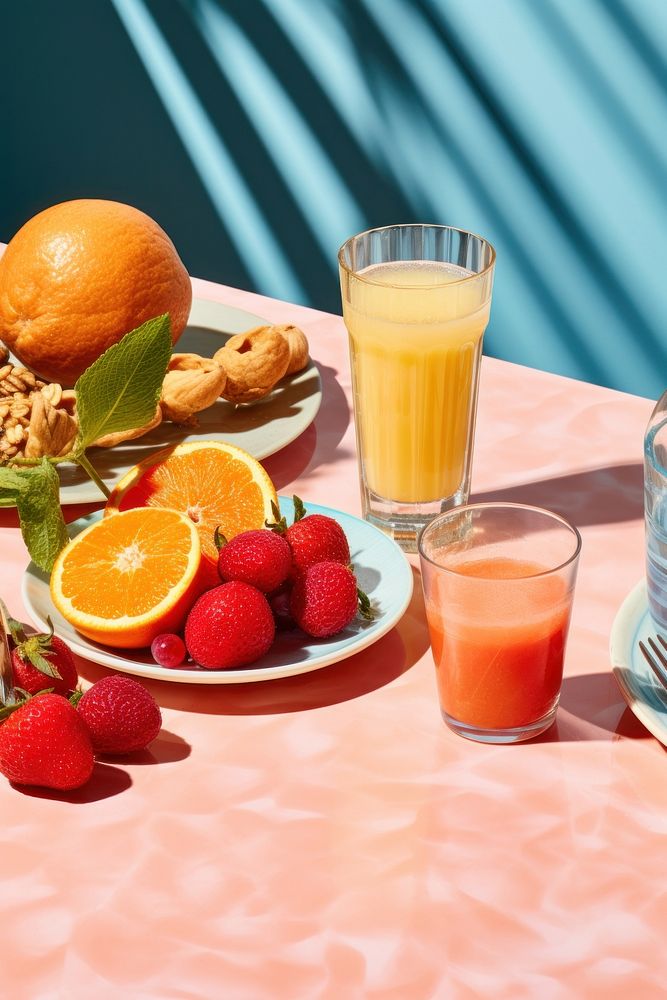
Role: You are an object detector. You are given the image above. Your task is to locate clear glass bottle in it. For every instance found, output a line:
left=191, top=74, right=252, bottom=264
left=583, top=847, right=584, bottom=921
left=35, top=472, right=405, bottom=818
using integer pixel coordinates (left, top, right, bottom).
left=645, top=392, right=667, bottom=629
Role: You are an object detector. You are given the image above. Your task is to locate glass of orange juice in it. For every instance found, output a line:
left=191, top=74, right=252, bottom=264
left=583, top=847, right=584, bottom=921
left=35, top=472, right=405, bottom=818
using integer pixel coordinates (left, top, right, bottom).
left=338, top=224, right=495, bottom=551
left=419, top=503, right=581, bottom=743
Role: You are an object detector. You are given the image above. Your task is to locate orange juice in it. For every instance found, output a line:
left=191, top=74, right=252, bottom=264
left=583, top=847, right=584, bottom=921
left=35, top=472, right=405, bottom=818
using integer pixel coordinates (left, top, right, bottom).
left=342, top=260, right=491, bottom=503
left=425, top=557, right=571, bottom=730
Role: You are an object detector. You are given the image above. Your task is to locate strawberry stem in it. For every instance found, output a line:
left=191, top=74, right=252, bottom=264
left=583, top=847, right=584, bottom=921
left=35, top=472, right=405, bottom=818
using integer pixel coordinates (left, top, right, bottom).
left=213, top=525, right=228, bottom=551
left=0, top=688, right=30, bottom=720
left=292, top=495, right=307, bottom=523
left=266, top=499, right=288, bottom=534
left=357, top=587, right=375, bottom=621
left=15, top=617, right=63, bottom=680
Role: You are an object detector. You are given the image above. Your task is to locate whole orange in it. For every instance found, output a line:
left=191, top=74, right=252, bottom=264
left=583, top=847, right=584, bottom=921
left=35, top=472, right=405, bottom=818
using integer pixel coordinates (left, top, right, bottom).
left=0, top=199, right=192, bottom=384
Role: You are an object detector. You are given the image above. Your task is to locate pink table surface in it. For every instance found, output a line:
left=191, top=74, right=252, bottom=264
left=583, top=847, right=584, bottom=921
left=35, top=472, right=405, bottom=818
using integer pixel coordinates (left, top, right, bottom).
left=0, top=275, right=663, bottom=999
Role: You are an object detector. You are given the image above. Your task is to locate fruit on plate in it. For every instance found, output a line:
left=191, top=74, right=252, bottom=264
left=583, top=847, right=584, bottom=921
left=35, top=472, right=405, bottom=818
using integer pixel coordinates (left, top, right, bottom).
left=76, top=675, right=162, bottom=754
left=50, top=507, right=205, bottom=648
left=0, top=693, right=94, bottom=790
left=0, top=199, right=191, bottom=385
left=216, top=528, right=292, bottom=593
left=151, top=633, right=187, bottom=668
left=185, top=581, right=275, bottom=669
left=290, top=561, right=365, bottom=638
left=9, top=618, right=79, bottom=696
left=270, top=496, right=350, bottom=578
left=105, top=441, right=278, bottom=589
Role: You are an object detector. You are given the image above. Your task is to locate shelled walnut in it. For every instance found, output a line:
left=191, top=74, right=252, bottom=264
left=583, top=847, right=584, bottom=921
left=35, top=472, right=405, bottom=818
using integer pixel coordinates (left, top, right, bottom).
left=0, top=356, right=83, bottom=462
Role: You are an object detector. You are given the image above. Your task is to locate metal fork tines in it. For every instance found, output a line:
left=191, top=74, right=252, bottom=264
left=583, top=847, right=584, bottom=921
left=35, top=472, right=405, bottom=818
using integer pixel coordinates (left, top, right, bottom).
left=639, top=634, right=667, bottom=689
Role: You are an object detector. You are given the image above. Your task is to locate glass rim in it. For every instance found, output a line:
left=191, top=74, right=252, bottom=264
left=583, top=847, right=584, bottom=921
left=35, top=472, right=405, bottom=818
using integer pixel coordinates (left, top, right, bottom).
left=337, top=223, right=497, bottom=289
left=417, top=501, right=582, bottom=580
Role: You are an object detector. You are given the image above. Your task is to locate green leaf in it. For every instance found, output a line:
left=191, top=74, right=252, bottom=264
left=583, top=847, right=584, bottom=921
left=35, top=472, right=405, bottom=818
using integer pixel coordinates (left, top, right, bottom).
left=74, top=313, right=172, bottom=452
left=0, top=465, right=31, bottom=502
left=14, top=460, right=68, bottom=573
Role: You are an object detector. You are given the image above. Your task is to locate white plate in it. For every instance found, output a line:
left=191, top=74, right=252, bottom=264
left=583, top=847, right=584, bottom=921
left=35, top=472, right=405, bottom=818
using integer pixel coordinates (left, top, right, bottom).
left=47, top=297, right=322, bottom=505
left=610, top=579, right=667, bottom=744
left=22, top=501, right=414, bottom=684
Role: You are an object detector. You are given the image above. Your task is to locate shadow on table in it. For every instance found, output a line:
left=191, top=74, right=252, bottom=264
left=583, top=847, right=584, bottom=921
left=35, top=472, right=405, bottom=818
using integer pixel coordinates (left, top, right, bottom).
left=472, top=462, right=643, bottom=528
left=524, top=671, right=654, bottom=744
left=95, top=729, right=192, bottom=766
left=263, top=361, right=351, bottom=490
left=16, top=761, right=133, bottom=803
left=76, top=566, right=430, bottom=716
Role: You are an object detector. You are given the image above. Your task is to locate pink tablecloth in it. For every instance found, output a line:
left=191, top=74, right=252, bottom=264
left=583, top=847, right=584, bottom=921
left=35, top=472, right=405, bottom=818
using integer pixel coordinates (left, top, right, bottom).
left=0, top=276, right=662, bottom=999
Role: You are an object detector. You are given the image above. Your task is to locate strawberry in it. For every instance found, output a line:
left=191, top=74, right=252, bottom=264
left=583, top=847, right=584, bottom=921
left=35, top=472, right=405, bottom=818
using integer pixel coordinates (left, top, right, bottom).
left=290, top=561, right=373, bottom=638
left=185, top=582, right=275, bottom=669
left=8, top=616, right=78, bottom=696
left=0, top=693, right=94, bottom=790
left=270, top=497, right=350, bottom=577
left=216, top=527, right=292, bottom=593
left=77, top=675, right=162, bottom=754
left=268, top=583, right=296, bottom=631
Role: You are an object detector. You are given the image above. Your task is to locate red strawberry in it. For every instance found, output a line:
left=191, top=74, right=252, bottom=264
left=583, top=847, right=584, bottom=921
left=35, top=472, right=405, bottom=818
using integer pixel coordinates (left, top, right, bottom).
left=270, top=497, right=350, bottom=577
left=216, top=528, right=292, bottom=593
left=185, top=582, right=275, bottom=669
left=10, top=622, right=78, bottom=697
left=77, top=675, right=162, bottom=754
left=0, top=693, right=94, bottom=790
left=290, top=561, right=371, bottom=638
left=268, top=583, right=296, bottom=631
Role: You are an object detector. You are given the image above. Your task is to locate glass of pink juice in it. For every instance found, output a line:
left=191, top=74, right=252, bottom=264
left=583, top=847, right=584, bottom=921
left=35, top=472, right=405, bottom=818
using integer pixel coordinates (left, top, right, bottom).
left=419, top=503, right=581, bottom=743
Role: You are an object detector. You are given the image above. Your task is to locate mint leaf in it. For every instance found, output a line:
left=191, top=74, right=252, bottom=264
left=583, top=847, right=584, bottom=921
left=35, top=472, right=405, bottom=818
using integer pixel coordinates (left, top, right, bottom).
left=0, top=466, right=31, bottom=497
left=14, top=460, right=68, bottom=573
left=74, top=314, right=172, bottom=451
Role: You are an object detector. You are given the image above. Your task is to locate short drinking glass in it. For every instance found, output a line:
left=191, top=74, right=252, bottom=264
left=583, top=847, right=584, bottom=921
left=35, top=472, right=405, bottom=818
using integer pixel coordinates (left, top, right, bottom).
left=338, top=224, right=495, bottom=551
left=419, top=503, right=581, bottom=743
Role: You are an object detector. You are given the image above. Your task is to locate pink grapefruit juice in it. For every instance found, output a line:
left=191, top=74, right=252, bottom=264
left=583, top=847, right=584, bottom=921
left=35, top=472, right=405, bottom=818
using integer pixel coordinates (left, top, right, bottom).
left=425, top=557, right=571, bottom=730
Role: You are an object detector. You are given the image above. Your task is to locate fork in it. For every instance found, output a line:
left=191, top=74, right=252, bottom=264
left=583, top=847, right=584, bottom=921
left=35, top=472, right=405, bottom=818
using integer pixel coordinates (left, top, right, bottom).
left=639, top=634, right=667, bottom=690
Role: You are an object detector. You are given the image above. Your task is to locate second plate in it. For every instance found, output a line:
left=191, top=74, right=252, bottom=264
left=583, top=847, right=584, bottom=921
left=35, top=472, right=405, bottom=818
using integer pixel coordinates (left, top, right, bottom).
left=610, top=579, right=667, bottom=745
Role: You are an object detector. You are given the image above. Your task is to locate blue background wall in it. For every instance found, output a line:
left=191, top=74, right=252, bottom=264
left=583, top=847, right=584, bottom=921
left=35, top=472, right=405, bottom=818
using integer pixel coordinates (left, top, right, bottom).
left=2, top=0, right=666, bottom=398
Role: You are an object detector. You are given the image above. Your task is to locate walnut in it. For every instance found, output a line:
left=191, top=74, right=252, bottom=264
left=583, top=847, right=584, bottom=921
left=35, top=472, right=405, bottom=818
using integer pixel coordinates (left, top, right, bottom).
left=273, top=324, right=309, bottom=375
left=24, top=392, right=78, bottom=459
left=214, top=327, right=290, bottom=404
left=0, top=364, right=45, bottom=397
left=160, top=354, right=227, bottom=425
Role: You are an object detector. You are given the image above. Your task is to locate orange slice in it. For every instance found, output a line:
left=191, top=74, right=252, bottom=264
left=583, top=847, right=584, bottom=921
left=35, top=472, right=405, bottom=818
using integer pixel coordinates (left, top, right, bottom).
left=105, top=441, right=278, bottom=588
left=51, top=507, right=205, bottom=648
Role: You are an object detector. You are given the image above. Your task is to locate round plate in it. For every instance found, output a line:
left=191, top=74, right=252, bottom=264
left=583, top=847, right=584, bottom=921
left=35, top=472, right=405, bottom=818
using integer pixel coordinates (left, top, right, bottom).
left=22, top=501, right=413, bottom=684
left=610, top=579, right=667, bottom=744
left=47, top=297, right=322, bottom=505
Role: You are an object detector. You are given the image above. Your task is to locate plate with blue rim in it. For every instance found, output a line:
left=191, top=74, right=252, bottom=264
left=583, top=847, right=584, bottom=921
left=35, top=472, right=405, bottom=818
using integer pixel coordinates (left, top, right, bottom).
left=22, top=500, right=413, bottom=684
left=610, top=579, right=667, bottom=744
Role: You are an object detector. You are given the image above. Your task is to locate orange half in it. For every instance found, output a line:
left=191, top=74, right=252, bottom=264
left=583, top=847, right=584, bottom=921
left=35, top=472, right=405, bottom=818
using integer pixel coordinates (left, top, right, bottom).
left=50, top=507, right=204, bottom=648
left=105, top=441, right=278, bottom=587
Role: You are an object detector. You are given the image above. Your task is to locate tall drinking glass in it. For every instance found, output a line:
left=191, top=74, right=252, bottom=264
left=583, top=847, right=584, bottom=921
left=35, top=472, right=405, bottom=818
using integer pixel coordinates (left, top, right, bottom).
left=338, top=224, right=495, bottom=551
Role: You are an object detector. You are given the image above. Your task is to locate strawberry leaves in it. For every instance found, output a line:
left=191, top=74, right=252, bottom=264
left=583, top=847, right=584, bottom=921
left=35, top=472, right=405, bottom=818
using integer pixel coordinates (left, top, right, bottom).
left=11, top=617, right=63, bottom=680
